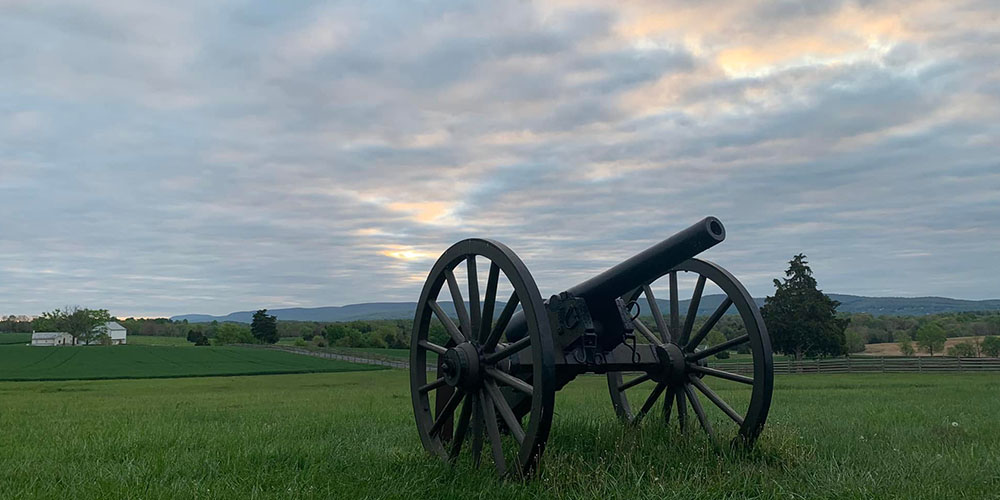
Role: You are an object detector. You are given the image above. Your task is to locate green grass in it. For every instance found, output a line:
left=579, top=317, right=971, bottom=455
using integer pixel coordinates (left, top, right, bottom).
left=0, top=371, right=996, bottom=499
left=330, top=346, right=411, bottom=361
left=0, top=345, right=382, bottom=381
left=127, top=335, right=193, bottom=346
left=0, top=332, right=31, bottom=345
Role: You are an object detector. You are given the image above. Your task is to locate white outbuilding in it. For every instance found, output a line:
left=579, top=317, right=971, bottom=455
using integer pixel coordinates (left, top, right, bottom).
left=105, top=321, right=127, bottom=345
left=31, top=332, right=72, bottom=346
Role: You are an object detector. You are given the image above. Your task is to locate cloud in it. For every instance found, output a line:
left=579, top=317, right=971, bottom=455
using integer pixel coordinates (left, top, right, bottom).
left=1, top=0, right=998, bottom=317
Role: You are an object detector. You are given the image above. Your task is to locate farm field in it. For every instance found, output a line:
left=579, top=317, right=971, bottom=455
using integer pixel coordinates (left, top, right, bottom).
left=0, top=332, right=31, bottom=345
left=0, top=370, right=996, bottom=499
left=126, top=335, right=193, bottom=346
left=863, top=336, right=989, bottom=356
left=0, top=345, right=382, bottom=381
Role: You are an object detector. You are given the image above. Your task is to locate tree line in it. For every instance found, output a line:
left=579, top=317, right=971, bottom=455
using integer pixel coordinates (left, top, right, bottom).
left=5, top=255, right=999, bottom=359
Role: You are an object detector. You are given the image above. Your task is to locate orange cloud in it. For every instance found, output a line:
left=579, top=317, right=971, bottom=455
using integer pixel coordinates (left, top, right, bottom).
left=386, top=201, right=458, bottom=225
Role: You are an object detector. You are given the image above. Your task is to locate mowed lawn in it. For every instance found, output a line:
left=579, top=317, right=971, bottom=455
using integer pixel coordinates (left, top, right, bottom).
left=0, top=345, right=383, bottom=381
left=0, top=371, right=997, bottom=499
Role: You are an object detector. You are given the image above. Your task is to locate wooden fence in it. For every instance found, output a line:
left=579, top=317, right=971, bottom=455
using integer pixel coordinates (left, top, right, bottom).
left=247, top=344, right=1000, bottom=374
left=719, top=356, right=1000, bottom=375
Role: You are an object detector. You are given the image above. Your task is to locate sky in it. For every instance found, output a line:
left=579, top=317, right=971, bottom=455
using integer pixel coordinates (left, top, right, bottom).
left=2, top=0, right=998, bottom=318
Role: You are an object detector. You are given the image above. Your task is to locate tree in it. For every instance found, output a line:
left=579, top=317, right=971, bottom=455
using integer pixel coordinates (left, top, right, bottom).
left=250, top=309, right=278, bottom=344
left=982, top=336, right=1000, bottom=357
left=760, top=254, right=849, bottom=360
left=898, top=335, right=915, bottom=357
left=845, top=330, right=866, bottom=353
left=186, top=329, right=210, bottom=346
left=214, top=323, right=254, bottom=345
left=37, top=307, right=112, bottom=345
left=947, top=341, right=977, bottom=357
left=915, top=322, right=946, bottom=356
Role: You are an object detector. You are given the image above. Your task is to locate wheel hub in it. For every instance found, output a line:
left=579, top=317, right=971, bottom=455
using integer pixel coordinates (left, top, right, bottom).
left=441, top=342, right=482, bottom=390
left=653, top=343, right=688, bottom=385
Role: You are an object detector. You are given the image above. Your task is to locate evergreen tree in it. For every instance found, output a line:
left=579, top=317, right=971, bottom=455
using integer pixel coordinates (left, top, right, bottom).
left=760, top=254, right=848, bottom=359
left=251, top=309, right=279, bottom=344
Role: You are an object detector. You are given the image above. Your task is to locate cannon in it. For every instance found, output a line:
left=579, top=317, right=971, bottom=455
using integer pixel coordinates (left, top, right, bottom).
left=409, top=217, right=773, bottom=476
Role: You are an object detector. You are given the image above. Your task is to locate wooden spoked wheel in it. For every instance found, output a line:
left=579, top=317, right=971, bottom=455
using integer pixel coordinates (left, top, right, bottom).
left=607, top=258, right=773, bottom=446
left=410, top=239, right=555, bottom=476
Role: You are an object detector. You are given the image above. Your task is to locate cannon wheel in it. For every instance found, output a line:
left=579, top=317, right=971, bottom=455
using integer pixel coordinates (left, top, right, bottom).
left=607, top=258, right=773, bottom=446
left=410, top=238, right=556, bottom=477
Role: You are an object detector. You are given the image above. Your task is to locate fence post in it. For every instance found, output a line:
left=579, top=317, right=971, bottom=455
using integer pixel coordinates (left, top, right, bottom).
left=918, top=356, right=922, bottom=373
left=880, top=357, right=885, bottom=373
left=958, top=357, right=963, bottom=372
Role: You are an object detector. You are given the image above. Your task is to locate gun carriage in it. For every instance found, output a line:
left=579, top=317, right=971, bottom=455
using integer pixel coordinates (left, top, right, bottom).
left=409, top=217, right=773, bottom=476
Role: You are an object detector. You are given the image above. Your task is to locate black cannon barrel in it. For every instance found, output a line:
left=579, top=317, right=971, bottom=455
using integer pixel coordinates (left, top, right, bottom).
left=502, top=217, right=726, bottom=346
left=565, top=216, right=725, bottom=301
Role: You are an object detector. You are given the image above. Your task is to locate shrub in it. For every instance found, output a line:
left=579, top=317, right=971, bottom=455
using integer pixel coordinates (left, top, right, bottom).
left=899, top=336, right=915, bottom=357
left=948, top=341, right=977, bottom=357
left=214, top=323, right=255, bottom=345
left=983, top=336, right=1000, bottom=357
left=715, top=350, right=730, bottom=359
left=294, top=338, right=307, bottom=347
left=312, top=336, right=329, bottom=348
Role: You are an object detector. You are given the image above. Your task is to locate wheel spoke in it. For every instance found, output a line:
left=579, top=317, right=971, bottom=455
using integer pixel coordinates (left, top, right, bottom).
left=634, top=382, right=667, bottom=422
left=484, top=292, right=520, bottom=350
left=684, top=297, right=732, bottom=351
left=669, top=271, right=680, bottom=334
left=467, top=256, right=481, bottom=340
left=471, top=393, right=483, bottom=467
left=642, top=284, right=671, bottom=344
left=689, top=375, right=744, bottom=426
left=484, top=380, right=525, bottom=444
left=683, top=383, right=715, bottom=440
left=479, top=262, right=500, bottom=343
left=480, top=389, right=507, bottom=476
left=444, top=269, right=472, bottom=339
left=429, top=389, right=465, bottom=437
left=663, top=386, right=676, bottom=424
left=687, top=334, right=750, bottom=362
left=418, top=377, right=447, bottom=393
left=418, top=339, right=447, bottom=355
left=485, top=367, right=533, bottom=396
left=679, top=276, right=706, bottom=346
left=632, top=318, right=661, bottom=345
left=689, top=364, right=754, bottom=385
left=428, top=300, right=465, bottom=345
left=483, top=336, right=530, bottom=364
left=676, top=388, right=687, bottom=432
left=449, top=394, right=474, bottom=459
left=618, top=372, right=652, bottom=392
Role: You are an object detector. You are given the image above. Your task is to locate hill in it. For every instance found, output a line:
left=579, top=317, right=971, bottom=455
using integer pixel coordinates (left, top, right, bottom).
left=170, top=294, right=1000, bottom=323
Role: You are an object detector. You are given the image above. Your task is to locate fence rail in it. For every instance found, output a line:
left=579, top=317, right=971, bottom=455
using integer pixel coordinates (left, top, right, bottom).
left=248, top=344, right=1000, bottom=374
left=239, top=344, right=415, bottom=369
left=720, top=356, right=1000, bottom=375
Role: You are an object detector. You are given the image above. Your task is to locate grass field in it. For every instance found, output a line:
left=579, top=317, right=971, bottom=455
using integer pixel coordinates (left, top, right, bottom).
left=126, top=335, right=193, bottom=346
left=0, top=370, right=996, bottom=499
left=0, top=345, right=382, bottom=381
left=0, top=332, right=30, bottom=345
left=329, top=346, right=411, bottom=361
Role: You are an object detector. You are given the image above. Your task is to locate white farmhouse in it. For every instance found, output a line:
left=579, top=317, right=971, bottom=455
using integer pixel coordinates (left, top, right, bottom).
left=31, top=332, right=72, bottom=346
left=105, top=321, right=127, bottom=345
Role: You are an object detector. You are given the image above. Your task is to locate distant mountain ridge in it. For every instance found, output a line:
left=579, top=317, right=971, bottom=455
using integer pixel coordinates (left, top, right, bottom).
left=170, top=294, right=1000, bottom=323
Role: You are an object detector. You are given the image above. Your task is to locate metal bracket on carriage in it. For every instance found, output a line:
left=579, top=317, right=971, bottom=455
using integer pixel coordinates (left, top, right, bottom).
left=547, top=292, right=594, bottom=351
